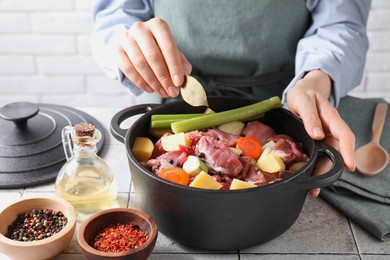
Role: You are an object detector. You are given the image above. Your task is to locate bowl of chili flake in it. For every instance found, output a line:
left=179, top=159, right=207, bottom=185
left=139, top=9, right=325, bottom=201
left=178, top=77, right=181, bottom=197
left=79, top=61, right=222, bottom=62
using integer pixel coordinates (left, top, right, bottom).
left=77, top=208, right=158, bottom=260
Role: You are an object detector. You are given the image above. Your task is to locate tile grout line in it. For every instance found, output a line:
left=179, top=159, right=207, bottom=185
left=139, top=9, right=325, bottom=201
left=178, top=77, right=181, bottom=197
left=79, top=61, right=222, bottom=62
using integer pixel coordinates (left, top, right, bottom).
left=347, top=218, right=363, bottom=259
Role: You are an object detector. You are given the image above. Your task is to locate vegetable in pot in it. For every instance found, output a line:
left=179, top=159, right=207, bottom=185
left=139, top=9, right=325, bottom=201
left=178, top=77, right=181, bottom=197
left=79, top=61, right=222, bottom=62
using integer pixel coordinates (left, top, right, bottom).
left=158, top=168, right=190, bottom=186
left=230, top=178, right=257, bottom=190
left=171, top=96, right=282, bottom=133
left=133, top=96, right=309, bottom=190
left=151, top=113, right=204, bottom=128
left=161, top=133, right=191, bottom=151
left=256, top=147, right=286, bottom=173
left=217, top=121, right=245, bottom=135
left=182, top=155, right=208, bottom=177
left=132, top=137, right=154, bottom=162
left=236, top=136, right=262, bottom=159
left=189, top=171, right=222, bottom=190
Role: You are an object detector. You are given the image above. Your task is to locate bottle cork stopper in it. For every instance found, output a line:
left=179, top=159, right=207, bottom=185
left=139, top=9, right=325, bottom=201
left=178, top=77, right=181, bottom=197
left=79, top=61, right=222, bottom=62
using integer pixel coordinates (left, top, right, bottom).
left=74, top=122, right=95, bottom=137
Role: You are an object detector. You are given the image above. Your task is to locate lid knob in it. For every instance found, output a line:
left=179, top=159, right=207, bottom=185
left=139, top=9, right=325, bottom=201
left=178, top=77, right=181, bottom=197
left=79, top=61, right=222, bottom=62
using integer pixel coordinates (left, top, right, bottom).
left=0, top=102, right=39, bottom=128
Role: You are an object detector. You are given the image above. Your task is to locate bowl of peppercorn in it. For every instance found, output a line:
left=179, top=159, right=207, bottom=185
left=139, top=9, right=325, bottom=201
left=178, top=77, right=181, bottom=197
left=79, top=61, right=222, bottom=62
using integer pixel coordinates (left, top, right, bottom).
left=0, top=197, right=77, bottom=260
left=77, top=208, right=158, bottom=260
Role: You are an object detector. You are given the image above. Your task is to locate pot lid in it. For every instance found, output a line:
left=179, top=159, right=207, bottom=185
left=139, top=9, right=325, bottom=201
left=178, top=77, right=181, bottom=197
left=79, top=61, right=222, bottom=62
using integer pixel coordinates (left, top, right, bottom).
left=0, top=102, right=105, bottom=188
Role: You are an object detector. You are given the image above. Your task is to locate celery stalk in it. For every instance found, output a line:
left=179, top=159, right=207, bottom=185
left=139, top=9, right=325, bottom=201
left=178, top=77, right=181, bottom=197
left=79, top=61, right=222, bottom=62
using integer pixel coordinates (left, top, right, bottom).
left=151, top=113, right=204, bottom=128
left=171, top=96, right=282, bottom=133
left=151, top=119, right=183, bottom=128
left=151, top=113, right=204, bottom=121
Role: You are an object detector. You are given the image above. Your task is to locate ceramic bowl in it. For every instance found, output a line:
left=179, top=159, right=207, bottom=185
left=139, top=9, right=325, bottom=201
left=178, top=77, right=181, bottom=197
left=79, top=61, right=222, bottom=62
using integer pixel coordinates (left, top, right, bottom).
left=77, top=208, right=158, bottom=260
left=0, top=197, right=77, bottom=260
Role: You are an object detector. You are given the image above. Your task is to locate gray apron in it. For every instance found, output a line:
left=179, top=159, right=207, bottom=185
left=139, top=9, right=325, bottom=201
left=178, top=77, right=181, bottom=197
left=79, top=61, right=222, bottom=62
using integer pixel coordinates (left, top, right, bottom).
left=154, top=0, right=310, bottom=100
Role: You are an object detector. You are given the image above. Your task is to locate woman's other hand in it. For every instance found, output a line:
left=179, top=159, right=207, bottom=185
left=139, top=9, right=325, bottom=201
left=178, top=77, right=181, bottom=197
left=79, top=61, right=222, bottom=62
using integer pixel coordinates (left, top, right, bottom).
left=287, top=70, right=356, bottom=197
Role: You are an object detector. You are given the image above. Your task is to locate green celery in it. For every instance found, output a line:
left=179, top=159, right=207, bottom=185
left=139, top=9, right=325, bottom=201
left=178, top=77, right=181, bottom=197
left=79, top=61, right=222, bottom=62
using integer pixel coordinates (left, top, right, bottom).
left=171, top=96, right=282, bottom=133
left=150, top=113, right=204, bottom=128
left=151, top=119, right=183, bottom=128
left=151, top=113, right=204, bottom=121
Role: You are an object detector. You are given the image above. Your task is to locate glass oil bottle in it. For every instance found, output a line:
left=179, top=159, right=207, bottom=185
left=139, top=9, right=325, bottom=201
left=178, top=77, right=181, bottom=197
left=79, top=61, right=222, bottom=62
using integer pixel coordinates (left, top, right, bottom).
left=55, top=122, right=117, bottom=221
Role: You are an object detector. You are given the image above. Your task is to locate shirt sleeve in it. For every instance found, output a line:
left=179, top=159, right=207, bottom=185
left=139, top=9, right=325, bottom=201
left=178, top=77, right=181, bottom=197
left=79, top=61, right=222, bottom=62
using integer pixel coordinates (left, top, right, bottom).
left=90, top=0, right=154, bottom=96
left=282, top=0, right=371, bottom=107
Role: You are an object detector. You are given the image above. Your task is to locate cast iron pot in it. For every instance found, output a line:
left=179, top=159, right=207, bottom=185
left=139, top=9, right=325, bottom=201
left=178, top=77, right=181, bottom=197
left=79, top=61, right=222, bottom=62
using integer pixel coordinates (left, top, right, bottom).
left=110, top=96, right=343, bottom=251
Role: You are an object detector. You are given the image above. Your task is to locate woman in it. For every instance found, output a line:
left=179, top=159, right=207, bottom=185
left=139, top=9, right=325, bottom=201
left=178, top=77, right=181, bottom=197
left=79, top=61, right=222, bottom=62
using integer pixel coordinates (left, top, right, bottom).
left=91, top=0, right=371, bottom=196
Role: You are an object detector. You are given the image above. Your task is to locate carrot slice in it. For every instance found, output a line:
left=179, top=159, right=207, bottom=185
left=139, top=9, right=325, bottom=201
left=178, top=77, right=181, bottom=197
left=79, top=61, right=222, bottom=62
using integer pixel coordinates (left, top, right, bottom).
left=236, top=136, right=262, bottom=159
left=158, top=168, right=190, bottom=186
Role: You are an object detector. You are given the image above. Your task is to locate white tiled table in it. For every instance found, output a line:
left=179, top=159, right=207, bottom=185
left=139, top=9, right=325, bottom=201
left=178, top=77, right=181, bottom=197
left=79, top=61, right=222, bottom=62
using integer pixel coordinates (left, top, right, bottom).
left=1, top=107, right=390, bottom=260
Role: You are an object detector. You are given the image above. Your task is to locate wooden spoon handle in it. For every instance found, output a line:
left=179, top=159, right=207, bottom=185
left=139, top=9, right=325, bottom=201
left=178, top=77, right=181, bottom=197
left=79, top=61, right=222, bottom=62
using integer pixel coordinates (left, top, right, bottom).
left=372, top=102, right=388, bottom=144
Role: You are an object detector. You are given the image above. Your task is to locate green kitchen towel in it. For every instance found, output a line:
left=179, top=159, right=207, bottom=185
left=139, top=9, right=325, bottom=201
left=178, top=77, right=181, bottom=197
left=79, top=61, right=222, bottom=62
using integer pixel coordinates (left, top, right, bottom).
left=320, top=95, right=390, bottom=241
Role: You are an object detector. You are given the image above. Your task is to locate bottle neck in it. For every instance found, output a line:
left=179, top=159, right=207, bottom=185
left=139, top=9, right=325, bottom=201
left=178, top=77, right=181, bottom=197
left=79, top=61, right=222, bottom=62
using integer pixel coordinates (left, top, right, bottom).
left=71, top=129, right=100, bottom=156
left=62, top=126, right=102, bottom=160
left=72, top=143, right=98, bottom=156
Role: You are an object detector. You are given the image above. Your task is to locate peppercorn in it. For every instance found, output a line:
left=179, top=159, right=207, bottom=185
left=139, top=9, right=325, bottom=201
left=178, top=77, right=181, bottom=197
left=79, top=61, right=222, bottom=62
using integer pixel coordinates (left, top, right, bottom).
left=5, top=208, right=68, bottom=242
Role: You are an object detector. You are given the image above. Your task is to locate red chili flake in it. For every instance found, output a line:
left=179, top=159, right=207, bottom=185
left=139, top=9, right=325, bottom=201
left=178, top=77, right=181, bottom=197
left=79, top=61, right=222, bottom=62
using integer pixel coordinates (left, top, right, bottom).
left=93, top=223, right=148, bottom=253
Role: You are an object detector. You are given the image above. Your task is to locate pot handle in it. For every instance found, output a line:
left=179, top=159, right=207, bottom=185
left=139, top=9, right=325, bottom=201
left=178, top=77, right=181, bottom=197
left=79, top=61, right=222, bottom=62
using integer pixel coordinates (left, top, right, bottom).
left=291, top=141, right=344, bottom=189
left=110, top=103, right=160, bottom=143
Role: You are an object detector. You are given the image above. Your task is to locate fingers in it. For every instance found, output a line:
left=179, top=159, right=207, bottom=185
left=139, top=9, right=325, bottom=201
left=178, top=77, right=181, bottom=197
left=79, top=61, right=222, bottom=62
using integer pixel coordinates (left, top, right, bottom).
left=118, top=18, right=189, bottom=98
left=292, top=92, right=326, bottom=141
left=290, top=90, right=356, bottom=172
left=180, top=52, right=192, bottom=75
left=308, top=141, right=335, bottom=198
left=149, top=18, right=185, bottom=87
left=122, top=36, right=168, bottom=97
left=313, top=100, right=355, bottom=171
left=117, top=48, right=155, bottom=94
left=127, top=21, right=172, bottom=97
left=289, top=89, right=356, bottom=197
left=325, top=108, right=356, bottom=171
left=309, top=188, right=320, bottom=197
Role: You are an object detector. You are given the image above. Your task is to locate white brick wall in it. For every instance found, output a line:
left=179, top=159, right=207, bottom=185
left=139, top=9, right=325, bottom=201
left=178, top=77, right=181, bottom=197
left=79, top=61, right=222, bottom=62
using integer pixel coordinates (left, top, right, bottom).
left=0, top=0, right=389, bottom=108
left=0, top=0, right=135, bottom=108
left=351, top=0, right=390, bottom=101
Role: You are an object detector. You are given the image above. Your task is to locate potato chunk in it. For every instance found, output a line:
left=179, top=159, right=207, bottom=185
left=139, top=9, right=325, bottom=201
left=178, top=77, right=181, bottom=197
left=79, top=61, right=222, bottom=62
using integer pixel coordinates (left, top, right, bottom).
left=256, top=147, right=285, bottom=173
left=288, top=161, right=306, bottom=172
left=229, top=179, right=256, bottom=190
left=132, top=137, right=154, bottom=162
left=161, top=132, right=191, bottom=151
left=217, top=121, right=245, bottom=135
left=189, top=171, right=222, bottom=190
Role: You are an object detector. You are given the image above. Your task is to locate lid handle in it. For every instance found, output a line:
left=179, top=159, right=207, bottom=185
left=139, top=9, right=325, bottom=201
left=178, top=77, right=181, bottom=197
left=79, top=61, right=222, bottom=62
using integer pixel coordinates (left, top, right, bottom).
left=0, top=102, right=39, bottom=128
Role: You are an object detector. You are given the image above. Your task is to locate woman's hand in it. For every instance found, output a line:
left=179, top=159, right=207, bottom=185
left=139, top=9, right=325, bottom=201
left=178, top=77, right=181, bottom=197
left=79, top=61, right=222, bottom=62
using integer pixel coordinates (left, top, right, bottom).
left=286, top=70, right=356, bottom=197
left=108, top=18, right=192, bottom=98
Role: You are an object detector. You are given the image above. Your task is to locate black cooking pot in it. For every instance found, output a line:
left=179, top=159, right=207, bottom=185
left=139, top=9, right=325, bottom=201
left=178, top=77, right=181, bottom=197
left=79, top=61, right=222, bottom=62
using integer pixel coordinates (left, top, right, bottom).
left=110, top=97, right=343, bottom=251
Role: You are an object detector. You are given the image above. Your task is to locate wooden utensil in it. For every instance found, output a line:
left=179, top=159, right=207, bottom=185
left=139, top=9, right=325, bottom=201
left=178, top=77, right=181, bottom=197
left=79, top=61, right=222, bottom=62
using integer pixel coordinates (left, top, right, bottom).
left=355, top=102, right=389, bottom=176
left=180, top=75, right=208, bottom=107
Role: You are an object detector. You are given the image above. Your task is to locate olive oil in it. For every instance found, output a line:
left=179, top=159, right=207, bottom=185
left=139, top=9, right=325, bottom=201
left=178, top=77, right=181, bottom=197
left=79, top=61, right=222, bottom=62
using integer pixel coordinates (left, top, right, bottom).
left=55, top=165, right=117, bottom=214
left=55, top=123, right=117, bottom=221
